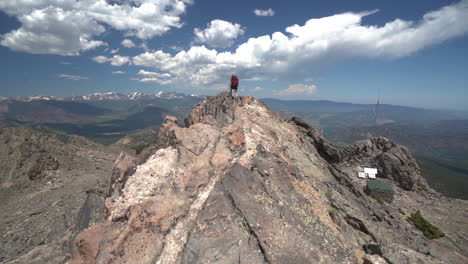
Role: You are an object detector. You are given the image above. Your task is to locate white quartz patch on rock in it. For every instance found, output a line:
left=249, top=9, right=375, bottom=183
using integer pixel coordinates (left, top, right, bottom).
left=107, top=147, right=179, bottom=220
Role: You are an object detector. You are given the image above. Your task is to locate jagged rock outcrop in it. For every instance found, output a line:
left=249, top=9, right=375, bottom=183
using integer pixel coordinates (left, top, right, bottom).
left=106, top=153, right=136, bottom=199
left=184, top=93, right=247, bottom=127
left=27, top=154, right=60, bottom=180
left=289, top=116, right=342, bottom=163
left=69, top=93, right=468, bottom=264
left=288, top=118, right=424, bottom=191
left=339, top=136, right=424, bottom=190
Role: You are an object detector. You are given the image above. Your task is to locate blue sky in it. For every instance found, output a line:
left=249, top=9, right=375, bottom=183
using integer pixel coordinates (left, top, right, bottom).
left=0, top=0, right=467, bottom=109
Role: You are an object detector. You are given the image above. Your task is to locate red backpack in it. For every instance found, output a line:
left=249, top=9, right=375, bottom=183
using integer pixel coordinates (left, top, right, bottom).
left=231, top=75, right=239, bottom=86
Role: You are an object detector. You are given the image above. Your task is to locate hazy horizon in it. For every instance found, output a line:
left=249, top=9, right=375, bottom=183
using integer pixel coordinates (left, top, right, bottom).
left=2, top=89, right=468, bottom=112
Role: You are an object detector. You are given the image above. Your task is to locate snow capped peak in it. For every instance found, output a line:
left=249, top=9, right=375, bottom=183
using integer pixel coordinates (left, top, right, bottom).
left=154, top=91, right=190, bottom=99
left=81, top=92, right=127, bottom=101
left=4, top=91, right=203, bottom=102
left=129, top=92, right=148, bottom=100
left=8, top=95, right=60, bottom=102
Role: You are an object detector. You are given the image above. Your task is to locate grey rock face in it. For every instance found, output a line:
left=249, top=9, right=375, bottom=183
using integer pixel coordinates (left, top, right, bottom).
left=289, top=117, right=342, bottom=163
left=185, top=92, right=238, bottom=127
left=73, top=190, right=105, bottom=234
left=183, top=158, right=356, bottom=264
left=106, top=152, right=136, bottom=199
left=363, top=254, right=389, bottom=264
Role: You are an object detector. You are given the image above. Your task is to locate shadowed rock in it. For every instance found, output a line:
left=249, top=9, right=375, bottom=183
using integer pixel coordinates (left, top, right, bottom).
left=289, top=116, right=342, bottom=163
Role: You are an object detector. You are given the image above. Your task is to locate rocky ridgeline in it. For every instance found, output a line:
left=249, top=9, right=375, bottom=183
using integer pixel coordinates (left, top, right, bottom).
left=67, top=92, right=467, bottom=264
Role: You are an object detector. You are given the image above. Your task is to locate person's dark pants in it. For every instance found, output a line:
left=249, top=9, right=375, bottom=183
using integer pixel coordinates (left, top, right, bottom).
left=230, top=85, right=238, bottom=98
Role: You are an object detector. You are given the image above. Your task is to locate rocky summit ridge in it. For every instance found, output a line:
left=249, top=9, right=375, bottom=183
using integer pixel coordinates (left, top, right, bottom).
left=69, top=92, right=467, bottom=264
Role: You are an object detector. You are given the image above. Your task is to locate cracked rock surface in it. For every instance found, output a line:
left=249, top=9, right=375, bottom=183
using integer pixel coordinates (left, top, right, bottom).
left=69, top=92, right=467, bottom=264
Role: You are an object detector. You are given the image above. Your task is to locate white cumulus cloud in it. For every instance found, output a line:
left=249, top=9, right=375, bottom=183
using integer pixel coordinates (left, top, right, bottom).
left=92, top=55, right=110, bottom=64
left=254, top=8, right=275, bottom=17
left=0, top=0, right=193, bottom=55
left=0, top=7, right=106, bottom=56
left=92, top=55, right=130, bottom=66
left=194, top=19, right=245, bottom=48
left=57, top=74, right=88, bottom=80
left=112, top=71, right=126, bottom=74
left=138, top=78, right=173, bottom=85
left=110, top=55, right=130, bottom=66
left=131, top=1, right=468, bottom=89
left=138, top=69, right=172, bottom=78
left=273, top=84, right=317, bottom=96
left=121, top=39, right=136, bottom=48
left=252, top=86, right=264, bottom=92
left=135, top=69, right=172, bottom=84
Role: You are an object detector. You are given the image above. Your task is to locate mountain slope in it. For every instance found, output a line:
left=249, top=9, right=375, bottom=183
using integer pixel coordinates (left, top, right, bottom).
left=69, top=93, right=467, bottom=264
left=0, top=126, right=119, bottom=263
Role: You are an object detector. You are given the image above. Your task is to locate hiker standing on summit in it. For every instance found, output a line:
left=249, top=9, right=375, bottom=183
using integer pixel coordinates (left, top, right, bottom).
left=229, top=75, right=239, bottom=98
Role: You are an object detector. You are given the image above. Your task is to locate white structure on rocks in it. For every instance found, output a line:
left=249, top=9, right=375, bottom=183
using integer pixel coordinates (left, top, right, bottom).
left=358, top=168, right=377, bottom=179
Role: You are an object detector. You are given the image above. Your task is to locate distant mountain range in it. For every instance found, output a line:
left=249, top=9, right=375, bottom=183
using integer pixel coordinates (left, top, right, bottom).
left=0, top=91, right=204, bottom=102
